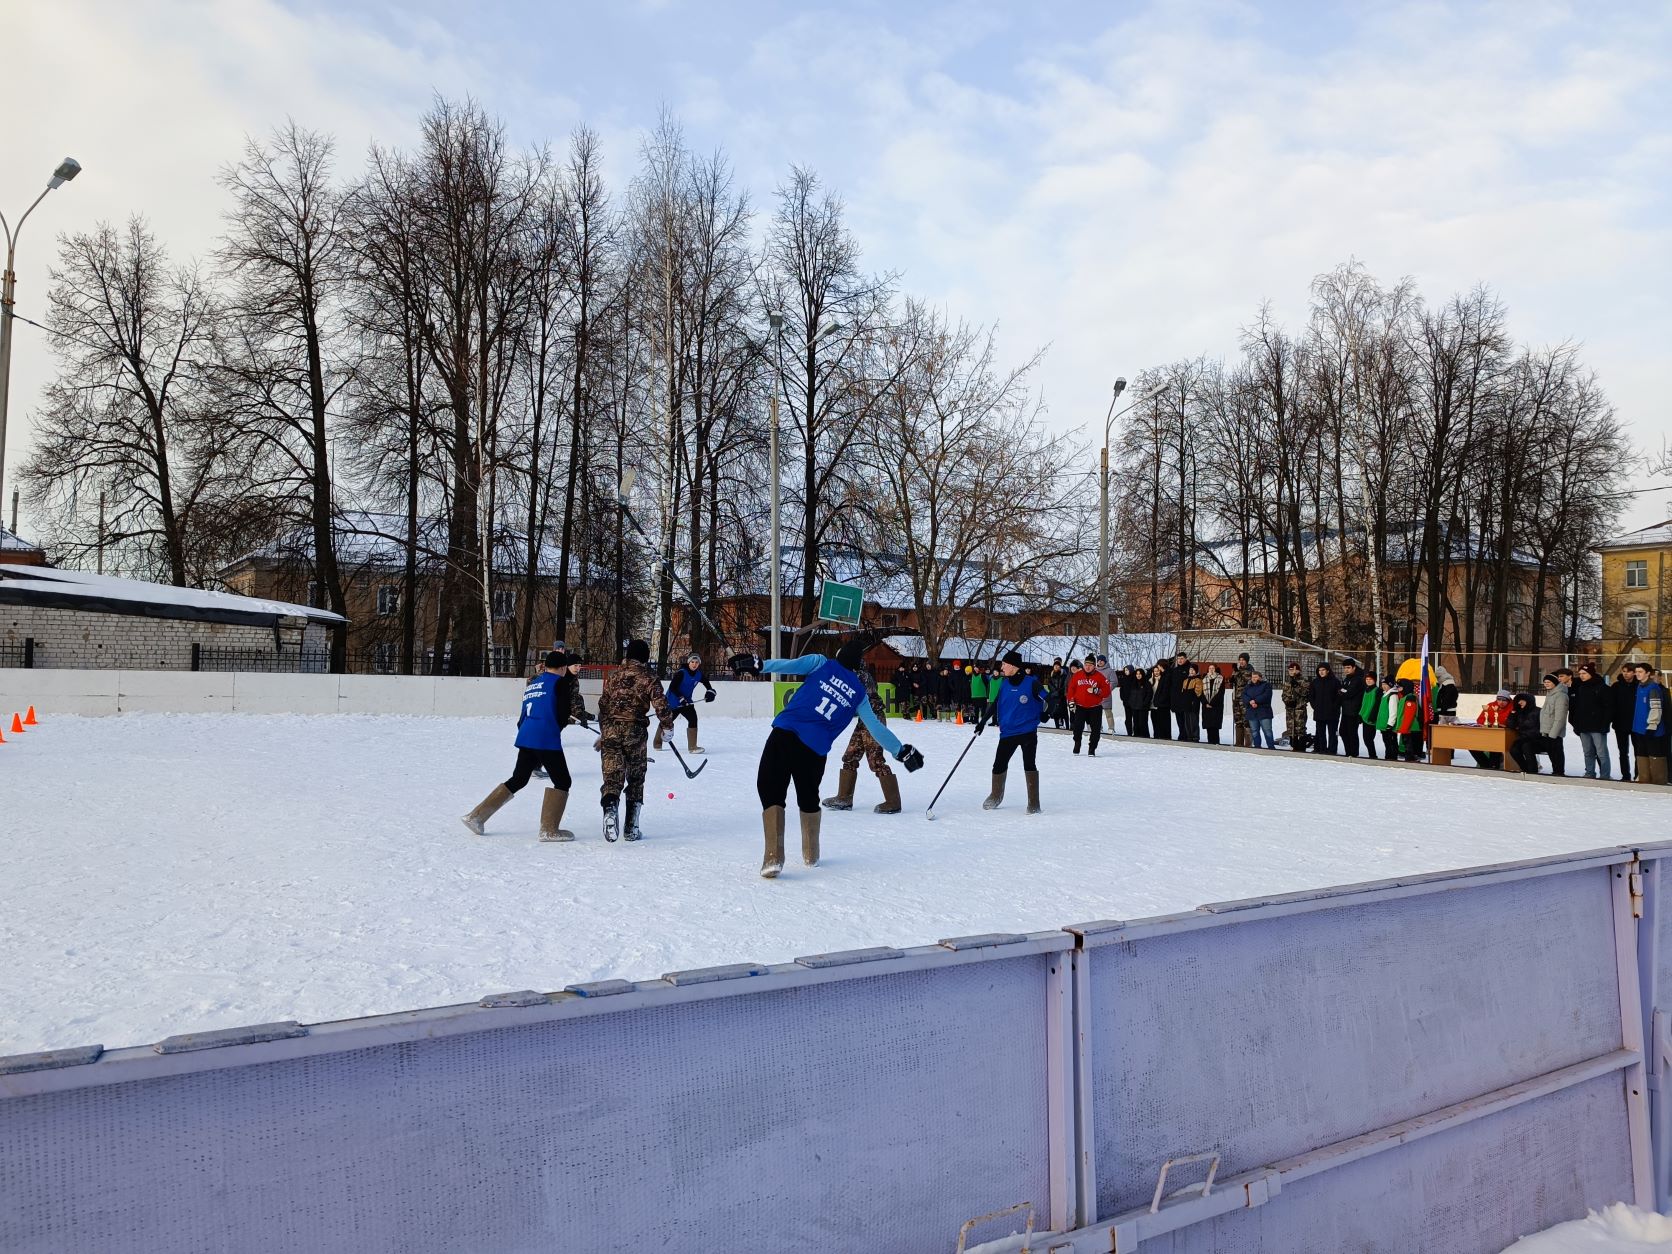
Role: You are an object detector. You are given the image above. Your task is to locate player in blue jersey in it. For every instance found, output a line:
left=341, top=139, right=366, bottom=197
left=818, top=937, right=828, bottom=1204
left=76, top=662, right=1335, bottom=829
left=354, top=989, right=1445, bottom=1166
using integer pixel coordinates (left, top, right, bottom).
left=757, top=639, right=925, bottom=878
left=461, top=651, right=579, bottom=842
left=656, top=652, right=718, bottom=754
left=983, top=650, right=1047, bottom=815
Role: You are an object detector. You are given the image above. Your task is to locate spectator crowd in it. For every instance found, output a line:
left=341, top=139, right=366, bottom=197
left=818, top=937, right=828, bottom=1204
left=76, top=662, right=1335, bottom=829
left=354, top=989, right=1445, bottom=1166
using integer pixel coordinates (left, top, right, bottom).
left=884, top=652, right=1671, bottom=785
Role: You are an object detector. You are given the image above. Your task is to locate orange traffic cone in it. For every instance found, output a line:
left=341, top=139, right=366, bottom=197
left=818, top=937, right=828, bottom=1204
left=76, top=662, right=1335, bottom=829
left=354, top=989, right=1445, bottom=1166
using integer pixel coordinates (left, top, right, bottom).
left=9, top=713, right=23, bottom=734
left=0, top=725, right=6, bottom=743
left=23, top=706, right=37, bottom=726
left=955, top=709, right=964, bottom=726
left=914, top=708, right=924, bottom=723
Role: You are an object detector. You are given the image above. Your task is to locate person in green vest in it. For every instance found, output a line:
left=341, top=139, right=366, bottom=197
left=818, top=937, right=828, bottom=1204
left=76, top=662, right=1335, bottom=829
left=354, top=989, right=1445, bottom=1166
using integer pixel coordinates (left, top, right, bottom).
left=1357, top=670, right=1382, bottom=760
left=970, top=664, right=991, bottom=724
left=1371, top=676, right=1400, bottom=759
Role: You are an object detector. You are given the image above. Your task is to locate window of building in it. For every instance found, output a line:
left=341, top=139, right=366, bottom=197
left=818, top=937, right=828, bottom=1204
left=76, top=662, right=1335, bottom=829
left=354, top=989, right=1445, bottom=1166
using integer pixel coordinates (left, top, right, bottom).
left=1626, top=560, right=1650, bottom=589
left=376, top=584, right=399, bottom=617
left=306, top=580, right=323, bottom=609
left=1513, top=667, right=1524, bottom=687
left=1626, top=609, right=1650, bottom=638
left=881, top=613, right=898, bottom=628
left=492, top=587, right=517, bottom=620
left=490, top=645, right=516, bottom=675
left=1216, top=588, right=1233, bottom=610
left=371, top=642, right=398, bottom=674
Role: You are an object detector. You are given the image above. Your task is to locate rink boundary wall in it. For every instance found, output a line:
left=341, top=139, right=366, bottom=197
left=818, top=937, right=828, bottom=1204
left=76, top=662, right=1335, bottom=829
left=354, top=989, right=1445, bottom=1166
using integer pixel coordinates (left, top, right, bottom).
left=5, top=844, right=1672, bottom=1252
left=0, top=665, right=1493, bottom=722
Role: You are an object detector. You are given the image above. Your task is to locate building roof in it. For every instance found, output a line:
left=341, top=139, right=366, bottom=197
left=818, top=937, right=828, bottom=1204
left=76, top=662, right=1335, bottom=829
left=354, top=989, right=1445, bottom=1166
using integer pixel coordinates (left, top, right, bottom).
left=883, top=631, right=1177, bottom=668
left=729, top=545, right=1083, bottom=615
left=1597, top=521, right=1672, bottom=552
left=0, top=565, right=345, bottom=628
left=0, top=527, right=44, bottom=553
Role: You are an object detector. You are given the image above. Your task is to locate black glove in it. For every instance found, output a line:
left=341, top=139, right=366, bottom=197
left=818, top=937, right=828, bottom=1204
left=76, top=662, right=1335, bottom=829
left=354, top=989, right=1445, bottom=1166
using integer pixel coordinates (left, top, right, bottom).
left=704, top=688, right=716, bottom=703
left=896, top=744, right=924, bottom=773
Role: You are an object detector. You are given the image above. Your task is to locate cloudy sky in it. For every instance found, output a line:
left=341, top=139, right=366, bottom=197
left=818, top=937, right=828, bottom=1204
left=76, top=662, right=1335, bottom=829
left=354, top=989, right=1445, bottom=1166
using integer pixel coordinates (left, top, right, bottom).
left=7, top=0, right=1671, bottom=532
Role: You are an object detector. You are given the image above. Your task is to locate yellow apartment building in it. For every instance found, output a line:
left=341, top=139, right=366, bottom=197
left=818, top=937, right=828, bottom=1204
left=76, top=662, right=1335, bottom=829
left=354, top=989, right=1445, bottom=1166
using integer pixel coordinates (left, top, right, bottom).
left=1596, top=521, right=1672, bottom=671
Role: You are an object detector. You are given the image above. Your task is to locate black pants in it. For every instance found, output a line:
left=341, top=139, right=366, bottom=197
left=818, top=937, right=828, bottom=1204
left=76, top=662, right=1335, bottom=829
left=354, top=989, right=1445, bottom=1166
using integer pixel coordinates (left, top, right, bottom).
left=1339, top=713, right=1361, bottom=757
left=1357, top=717, right=1377, bottom=759
left=1381, top=729, right=1398, bottom=758
left=1615, top=725, right=1633, bottom=780
left=506, top=747, right=570, bottom=793
left=1150, top=708, right=1172, bottom=739
left=1176, top=706, right=1200, bottom=742
left=994, top=732, right=1039, bottom=774
left=671, top=705, right=699, bottom=728
left=1125, top=706, right=1149, bottom=736
left=1313, top=715, right=1337, bottom=753
left=756, top=726, right=827, bottom=813
left=1071, top=707, right=1102, bottom=754
left=1513, top=734, right=1564, bottom=775
left=1204, top=713, right=1222, bottom=745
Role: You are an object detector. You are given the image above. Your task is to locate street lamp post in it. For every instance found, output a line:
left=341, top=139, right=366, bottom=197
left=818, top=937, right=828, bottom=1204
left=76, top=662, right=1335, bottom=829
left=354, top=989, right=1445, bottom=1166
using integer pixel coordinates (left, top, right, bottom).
left=762, top=313, right=841, bottom=662
left=767, top=310, right=784, bottom=660
left=0, top=158, right=82, bottom=526
left=1098, top=377, right=1128, bottom=661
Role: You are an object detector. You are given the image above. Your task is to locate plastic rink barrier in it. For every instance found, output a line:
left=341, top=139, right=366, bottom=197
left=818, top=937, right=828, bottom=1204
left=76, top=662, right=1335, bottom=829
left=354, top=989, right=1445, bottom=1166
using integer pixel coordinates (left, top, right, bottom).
left=5, top=845, right=1672, bottom=1253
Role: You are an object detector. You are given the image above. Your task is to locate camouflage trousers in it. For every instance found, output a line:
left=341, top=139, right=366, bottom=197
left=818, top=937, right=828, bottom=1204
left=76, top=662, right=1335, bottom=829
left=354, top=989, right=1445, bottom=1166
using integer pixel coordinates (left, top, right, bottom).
left=1285, top=701, right=1307, bottom=744
left=840, top=724, right=896, bottom=780
left=599, top=726, right=650, bottom=805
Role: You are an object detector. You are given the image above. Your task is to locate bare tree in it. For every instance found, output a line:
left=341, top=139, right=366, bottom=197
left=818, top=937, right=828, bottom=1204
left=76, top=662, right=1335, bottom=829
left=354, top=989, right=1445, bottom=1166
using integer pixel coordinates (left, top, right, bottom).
left=23, top=218, right=227, bottom=585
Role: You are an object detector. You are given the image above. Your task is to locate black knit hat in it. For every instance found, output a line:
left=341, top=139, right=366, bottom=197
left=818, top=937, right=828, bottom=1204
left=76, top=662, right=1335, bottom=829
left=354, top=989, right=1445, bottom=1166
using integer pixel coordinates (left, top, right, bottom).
left=1001, top=649, right=1024, bottom=667
left=544, top=650, right=567, bottom=669
left=625, top=640, right=650, bottom=664
left=836, top=640, right=865, bottom=669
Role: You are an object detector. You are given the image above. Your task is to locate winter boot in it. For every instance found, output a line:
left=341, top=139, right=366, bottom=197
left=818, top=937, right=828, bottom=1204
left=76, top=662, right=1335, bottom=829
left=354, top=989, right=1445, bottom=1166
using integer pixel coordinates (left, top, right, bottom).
left=602, top=797, right=620, bottom=843
left=873, top=773, right=902, bottom=814
left=1025, top=771, right=1041, bottom=815
left=823, top=768, right=857, bottom=810
left=760, top=806, right=786, bottom=879
left=461, top=783, right=514, bottom=835
left=983, top=772, right=1006, bottom=811
left=687, top=723, right=703, bottom=754
left=800, top=809, right=822, bottom=867
left=539, top=788, right=575, bottom=842
left=624, top=800, right=645, bottom=841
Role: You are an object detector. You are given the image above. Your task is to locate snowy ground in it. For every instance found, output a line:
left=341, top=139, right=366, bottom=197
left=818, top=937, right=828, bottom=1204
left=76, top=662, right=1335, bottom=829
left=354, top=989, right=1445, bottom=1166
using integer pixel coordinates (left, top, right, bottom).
left=2, top=711, right=1667, bottom=1056
left=1503, top=1204, right=1672, bottom=1251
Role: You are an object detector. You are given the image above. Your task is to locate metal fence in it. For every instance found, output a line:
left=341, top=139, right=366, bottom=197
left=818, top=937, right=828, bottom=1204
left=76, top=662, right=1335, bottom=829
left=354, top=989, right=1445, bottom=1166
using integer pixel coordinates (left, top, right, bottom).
left=0, top=638, right=33, bottom=669
left=4, top=844, right=1669, bottom=1252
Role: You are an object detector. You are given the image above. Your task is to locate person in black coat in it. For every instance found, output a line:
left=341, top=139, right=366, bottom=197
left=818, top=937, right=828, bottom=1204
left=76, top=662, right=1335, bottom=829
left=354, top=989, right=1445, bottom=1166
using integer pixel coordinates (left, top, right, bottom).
left=1308, top=663, right=1340, bottom=753
left=1147, top=663, right=1170, bottom=738
left=1337, top=659, right=1368, bottom=757
left=1611, top=667, right=1639, bottom=783
left=1508, top=691, right=1544, bottom=774
left=1121, top=665, right=1151, bottom=737
left=1568, top=662, right=1614, bottom=780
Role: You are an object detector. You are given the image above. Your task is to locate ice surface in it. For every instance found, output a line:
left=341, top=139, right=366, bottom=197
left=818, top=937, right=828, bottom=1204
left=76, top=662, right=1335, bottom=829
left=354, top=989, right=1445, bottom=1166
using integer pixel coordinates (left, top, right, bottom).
left=1502, top=1204, right=1672, bottom=1251
left=1, top=712, right=1666, bottom=1055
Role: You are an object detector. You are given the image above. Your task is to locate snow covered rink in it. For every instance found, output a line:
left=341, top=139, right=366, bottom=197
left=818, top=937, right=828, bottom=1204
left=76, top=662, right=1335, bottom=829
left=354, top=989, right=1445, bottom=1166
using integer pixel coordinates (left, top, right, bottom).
left=2, top=711, right=1667, bottom=1055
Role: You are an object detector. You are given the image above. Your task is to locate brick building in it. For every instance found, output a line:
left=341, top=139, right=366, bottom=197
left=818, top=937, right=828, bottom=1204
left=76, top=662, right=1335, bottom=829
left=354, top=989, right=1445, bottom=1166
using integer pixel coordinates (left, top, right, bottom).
left=220, top=512, right=611, bottom=674
left=0, top=527, right=48, bottom=568
left=0, top=565, right=341, bottom=671
left=1596, top=521, right=1672, bottom=672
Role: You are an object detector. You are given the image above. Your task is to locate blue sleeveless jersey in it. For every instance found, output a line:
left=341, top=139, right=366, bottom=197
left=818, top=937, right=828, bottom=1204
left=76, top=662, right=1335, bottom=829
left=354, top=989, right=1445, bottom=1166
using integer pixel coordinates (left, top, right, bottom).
left=772, top=658, right=866, bottom=755
left=514, top=672, right=565, bottom=751
left=993, top=674, right=1046, bottom=737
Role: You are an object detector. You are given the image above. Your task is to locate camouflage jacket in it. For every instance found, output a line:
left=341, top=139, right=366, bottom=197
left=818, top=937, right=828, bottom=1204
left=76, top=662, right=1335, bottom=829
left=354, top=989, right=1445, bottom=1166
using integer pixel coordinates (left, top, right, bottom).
left=862, top=670, right=886, bottom=720
left=1282, top=673, right=1309, bottom=711
left=598, top=660, right=675, bottom=733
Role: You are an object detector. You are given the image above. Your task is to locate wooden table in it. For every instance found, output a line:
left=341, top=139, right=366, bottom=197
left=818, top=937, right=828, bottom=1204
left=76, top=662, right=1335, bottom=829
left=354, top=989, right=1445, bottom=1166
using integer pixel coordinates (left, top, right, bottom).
left=1429, top=723, right=1519, bottom=772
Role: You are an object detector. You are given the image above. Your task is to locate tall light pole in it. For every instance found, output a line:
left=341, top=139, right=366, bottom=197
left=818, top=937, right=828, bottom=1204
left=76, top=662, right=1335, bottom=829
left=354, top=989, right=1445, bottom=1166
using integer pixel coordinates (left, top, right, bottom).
left=762, top=312, right=841, bottom=661
left=0, top=158, right=82, bottom=529
left=1098, top=377, right=1128, bottom=661
left=767, top=310, right=784, bottom=660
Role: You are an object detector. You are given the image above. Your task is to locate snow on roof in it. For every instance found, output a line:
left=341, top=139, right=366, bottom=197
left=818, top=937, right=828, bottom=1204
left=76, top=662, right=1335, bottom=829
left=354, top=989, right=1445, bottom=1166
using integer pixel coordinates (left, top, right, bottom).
left=0, top=565, right=345, bottom=626
left=0, top=527, right=43, bottom=552
left=884, top=632, right=1177, bottom=667
left=1598, top=520, right=1672, bottom=551
left=733, top=546, right=1078, bottom=614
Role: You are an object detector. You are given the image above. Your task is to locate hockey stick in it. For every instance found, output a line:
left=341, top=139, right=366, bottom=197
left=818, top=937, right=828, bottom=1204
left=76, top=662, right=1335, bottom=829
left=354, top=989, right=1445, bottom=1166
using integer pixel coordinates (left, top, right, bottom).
left=664, top=740, right=708, bottom=779
left=925, top=712, right=993, bottom=820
